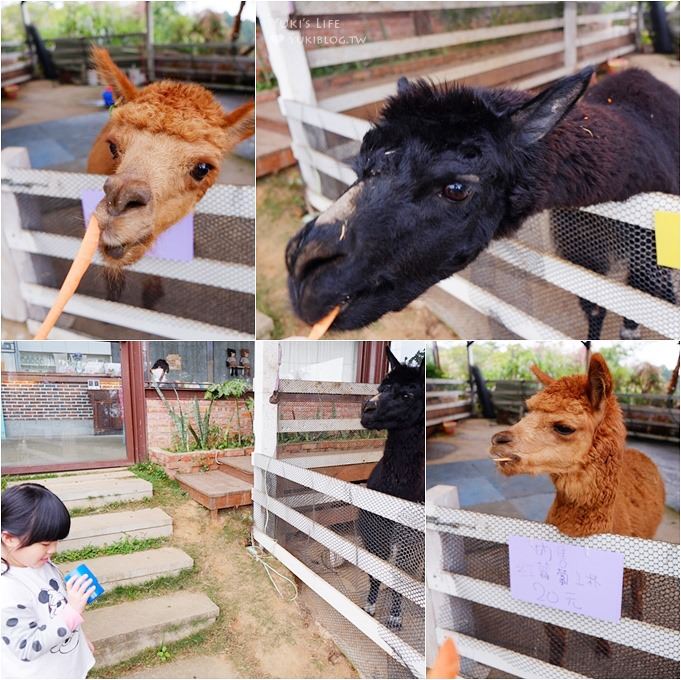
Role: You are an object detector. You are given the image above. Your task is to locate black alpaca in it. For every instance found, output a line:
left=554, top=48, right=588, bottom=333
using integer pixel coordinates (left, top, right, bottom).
left=357, top=348, right=424, bottom=629
left=286, top=68, right=679, bottom=336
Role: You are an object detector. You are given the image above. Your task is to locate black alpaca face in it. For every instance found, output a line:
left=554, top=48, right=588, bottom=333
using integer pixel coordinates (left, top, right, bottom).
left=361, top=349, right=425, bottom=430
left=286, top=69, right=593, bottom=329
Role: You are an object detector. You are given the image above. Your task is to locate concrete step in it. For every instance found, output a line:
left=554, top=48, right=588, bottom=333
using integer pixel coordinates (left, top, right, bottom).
left=85, top=591, right=219, bottom=668
left=176, top=470, right=251, bottom=520
left=8, top=469, right=152, bottom=510
left=216, top=455, right=253, bottom=484
left=59, top=547, right=193, bottom=589
left=60, top=508, right=173, bottom=552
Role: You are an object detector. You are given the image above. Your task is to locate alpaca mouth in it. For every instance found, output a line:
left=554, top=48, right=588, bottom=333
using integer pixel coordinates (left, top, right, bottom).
left=490, top=452, right=521, bottom=464
left=100, top=234, right=153, bottom=261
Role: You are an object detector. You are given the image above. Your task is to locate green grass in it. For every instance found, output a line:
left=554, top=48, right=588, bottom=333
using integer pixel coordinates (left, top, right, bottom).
left=88, top=568, right=195, bottom=610
left=1, top=472, right=59, bottom=491
left=88, top=631, right=209, bottom=678
left=54, top=536, right=168, bottom=564
left=128, top=463, right=187, bottom=507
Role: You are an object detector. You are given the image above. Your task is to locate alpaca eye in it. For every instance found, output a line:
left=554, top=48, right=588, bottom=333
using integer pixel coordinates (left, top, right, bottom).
left=442, top=182, right=470, bottom=202
left=553, top=423, right=575, bottom=435
left=402, top=392, right=413, bottom=399
left=191, top=162, right=213, bottom=181
left=108, top=142, right=119, bottom=159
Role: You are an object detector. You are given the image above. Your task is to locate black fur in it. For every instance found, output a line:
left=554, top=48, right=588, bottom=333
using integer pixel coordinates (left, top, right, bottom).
left=286, top=68, right=679, bottom=333
left=357, top=348, right=424, bottom=629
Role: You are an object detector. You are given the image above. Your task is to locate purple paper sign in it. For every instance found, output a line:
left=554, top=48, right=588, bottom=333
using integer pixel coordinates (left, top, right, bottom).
left=81, top=190, right=194, bottom=262
left=508, top=535, right=624, bottom=622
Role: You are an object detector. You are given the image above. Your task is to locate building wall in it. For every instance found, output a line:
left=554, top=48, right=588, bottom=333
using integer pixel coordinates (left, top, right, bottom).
left=145, top=389, right=254, bottom=450
left=1, top=374, right=121, bottom=422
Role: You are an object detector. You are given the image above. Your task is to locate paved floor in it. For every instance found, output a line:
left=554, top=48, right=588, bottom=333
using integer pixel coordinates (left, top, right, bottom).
left=2, top=434, right=126, bottom=468
left=427, top=418, right=680, bottom=543
left=1, top=80, right=254, bottom=185
left=126, top=654, right=240, bottom=678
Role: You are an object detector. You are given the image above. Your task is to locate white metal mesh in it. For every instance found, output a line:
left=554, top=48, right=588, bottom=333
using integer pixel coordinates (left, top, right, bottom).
left=427, top=506, right=680, bottom=679
left=254, top=455, right=425, bottom=678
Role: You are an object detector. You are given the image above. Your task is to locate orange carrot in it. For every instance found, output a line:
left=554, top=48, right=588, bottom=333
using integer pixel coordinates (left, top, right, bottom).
left=428, top=638, right=460, bottom=679
left=33, top=214, right=101, bottom=340
left=308, top=305, right=340, bottom=340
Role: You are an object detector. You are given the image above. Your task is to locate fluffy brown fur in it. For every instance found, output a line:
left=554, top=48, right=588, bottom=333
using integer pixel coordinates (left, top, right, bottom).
left=490, top=353, right=665, bottom=667
left=87, top=47, right=254, bottom=267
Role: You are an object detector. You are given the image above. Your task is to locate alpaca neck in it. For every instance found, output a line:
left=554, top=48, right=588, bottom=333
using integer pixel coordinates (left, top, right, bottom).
left=548, top=400, right=625, bottom=534
left=383, top=425, right=424, bottom=469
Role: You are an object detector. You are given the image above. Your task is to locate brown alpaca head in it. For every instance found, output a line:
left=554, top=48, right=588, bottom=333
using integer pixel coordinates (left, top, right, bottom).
left=87, top=47, right=254, bottom=267
left=489, top=354, right=623, bottom=477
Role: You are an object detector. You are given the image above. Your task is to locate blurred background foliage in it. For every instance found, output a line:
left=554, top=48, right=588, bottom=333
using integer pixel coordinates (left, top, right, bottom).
left=0, top=1, right=255, bottom=44
left=428, top=342, right=677, bottom=394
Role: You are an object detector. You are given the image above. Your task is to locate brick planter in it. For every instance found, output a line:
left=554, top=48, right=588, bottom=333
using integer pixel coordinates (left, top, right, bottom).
left=149, top=446, right=254, bottom=478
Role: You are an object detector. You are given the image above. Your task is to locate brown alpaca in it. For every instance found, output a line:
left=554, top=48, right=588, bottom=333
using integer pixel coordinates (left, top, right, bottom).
left=489, top=353, right=665, bottom=666
left=87, top=47, right=254, bottom=268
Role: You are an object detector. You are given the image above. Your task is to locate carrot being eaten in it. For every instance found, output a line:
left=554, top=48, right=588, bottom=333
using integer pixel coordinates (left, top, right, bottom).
left=308, top=305, right=340, bottom=340
left=33, top=214, right=101, bottom=340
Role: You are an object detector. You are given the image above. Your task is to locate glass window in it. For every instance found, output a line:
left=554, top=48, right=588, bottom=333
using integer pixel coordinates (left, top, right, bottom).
left=279, top=341, right=357, bottom=381
left=143, top=341, right=254, bottom=387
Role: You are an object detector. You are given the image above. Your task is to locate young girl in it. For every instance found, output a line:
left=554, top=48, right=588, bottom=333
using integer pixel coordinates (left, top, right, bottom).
left=1, top=483, right=96, bottom=679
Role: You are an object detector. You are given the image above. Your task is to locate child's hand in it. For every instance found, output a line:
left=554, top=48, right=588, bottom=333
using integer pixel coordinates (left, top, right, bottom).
left=65, top=573, right=96, bottom=613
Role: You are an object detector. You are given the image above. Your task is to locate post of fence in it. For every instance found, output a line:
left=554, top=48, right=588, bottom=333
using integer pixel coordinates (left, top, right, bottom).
left=563, top=1, right=577, bottom=73
left=1, top=147, right=34, bottom=324
left=426, top=484, right=484, bottom=677
left=252, top=340, right=280, bottom=537
left=257, top=1, right=324, bottom=201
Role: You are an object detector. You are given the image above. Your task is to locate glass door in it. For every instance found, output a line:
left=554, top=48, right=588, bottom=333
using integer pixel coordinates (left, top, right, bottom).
left=1, top=341, right=137, bottom=474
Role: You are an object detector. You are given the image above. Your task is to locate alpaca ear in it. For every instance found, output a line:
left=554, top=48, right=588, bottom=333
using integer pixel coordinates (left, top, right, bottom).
left=418, top=356, right=425, bottom=378
left=223, top=101, right=255, bottom=147
left=91, top=46, right=138, bottom=103
left=397, top=77, right=411, bottom=95
left=530, top=364, right=554, bottom=386
left=386, top=347, right=401, bottom=371
left=510, top=66, right=593, bottom=146
left=587, top=353, right=613, bottom=409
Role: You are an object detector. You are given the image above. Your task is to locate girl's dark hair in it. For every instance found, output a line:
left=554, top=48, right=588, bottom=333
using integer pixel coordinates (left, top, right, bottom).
left=152, top=359, right=170, bottom=372
left=1, top=483, right=71, bottom=549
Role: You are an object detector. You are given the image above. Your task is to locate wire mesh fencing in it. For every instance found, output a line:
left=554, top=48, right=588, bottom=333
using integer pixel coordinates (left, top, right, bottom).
left=453, top=193, right=679, bottom=340
left=426, top=494, right=680, bottom=679
left=252, top=377, right=425, bottom=678
left=2, top=165, right=254, bottom=338
left=253, top=454, right=425, bottom=678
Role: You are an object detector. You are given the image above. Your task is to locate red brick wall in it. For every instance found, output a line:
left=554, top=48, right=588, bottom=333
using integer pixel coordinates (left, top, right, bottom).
left=1, top=374, right=121, bottom=421
left=145, top=389, right=254, bottom=450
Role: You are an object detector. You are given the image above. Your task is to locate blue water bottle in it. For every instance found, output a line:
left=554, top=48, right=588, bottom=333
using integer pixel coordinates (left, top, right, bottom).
left=64, top=564, right=105, bottom=604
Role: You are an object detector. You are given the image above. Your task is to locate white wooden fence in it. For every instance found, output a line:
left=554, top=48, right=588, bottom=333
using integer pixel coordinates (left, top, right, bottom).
left=252, top=342, right=425, bottom=678
left=426, top=485, right=680, bottom=678
left=1, top=147, right=255, bottom=339
left=259, top=1, right=679, bottom=339
left=426, top=378, right=473, bottom=428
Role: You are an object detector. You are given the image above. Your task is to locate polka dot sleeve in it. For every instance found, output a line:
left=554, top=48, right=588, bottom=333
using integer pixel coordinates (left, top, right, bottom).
left=2, top=598, right=73, bottom=663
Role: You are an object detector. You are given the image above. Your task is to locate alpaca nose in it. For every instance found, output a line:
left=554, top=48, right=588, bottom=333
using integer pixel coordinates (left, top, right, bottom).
left=286, top=218, right=347, bottom=282
left=491, top=431, right=513, bottom=445
left=103, top=175, right=152, bottom=217
left=363, top=399, right=378, bottom=413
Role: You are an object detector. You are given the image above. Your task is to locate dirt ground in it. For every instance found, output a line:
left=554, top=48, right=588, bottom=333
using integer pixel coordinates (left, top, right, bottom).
left=255, top=167, right=459, bottom=339
left=94, top=498, right=357, bottom=679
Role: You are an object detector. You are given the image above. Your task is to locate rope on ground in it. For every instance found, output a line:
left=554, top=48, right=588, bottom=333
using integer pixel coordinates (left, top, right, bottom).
left=245, top=543, right=298, bottom=602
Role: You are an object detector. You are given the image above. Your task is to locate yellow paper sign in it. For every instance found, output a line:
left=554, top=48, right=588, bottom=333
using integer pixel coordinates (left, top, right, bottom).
left=655, top=211, right=680, bottom=269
